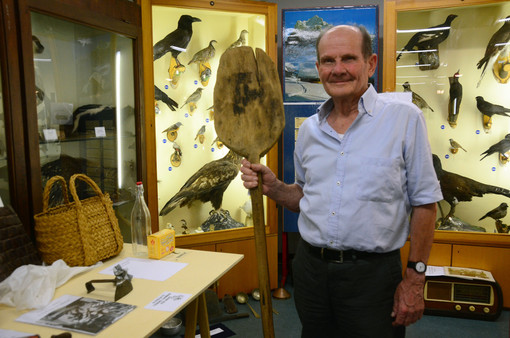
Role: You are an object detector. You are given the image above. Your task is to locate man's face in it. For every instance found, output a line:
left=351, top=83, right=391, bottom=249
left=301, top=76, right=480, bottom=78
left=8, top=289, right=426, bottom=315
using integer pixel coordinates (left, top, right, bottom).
left=316, top=26, right=377, bottom=100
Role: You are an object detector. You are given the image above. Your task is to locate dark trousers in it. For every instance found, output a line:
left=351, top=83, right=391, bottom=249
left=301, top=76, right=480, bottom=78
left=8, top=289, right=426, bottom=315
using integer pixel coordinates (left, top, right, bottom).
left=292, top=239, right=405, bottom=338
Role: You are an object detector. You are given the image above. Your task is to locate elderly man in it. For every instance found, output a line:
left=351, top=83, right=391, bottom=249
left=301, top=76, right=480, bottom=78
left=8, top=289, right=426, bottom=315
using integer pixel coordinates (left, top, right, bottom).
left=240, top=25, right=442, bottom=337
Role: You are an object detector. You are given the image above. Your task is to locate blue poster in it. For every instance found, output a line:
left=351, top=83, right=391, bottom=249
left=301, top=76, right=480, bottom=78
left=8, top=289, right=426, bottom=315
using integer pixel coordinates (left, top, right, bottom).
left=282, top=103, right=321, bottom=232
left=282, top=6, right=379, bottom=103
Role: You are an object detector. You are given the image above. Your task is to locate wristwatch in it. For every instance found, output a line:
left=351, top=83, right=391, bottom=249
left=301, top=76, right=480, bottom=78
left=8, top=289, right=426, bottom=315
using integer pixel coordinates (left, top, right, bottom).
left=407, top=261, right=427, bottom=274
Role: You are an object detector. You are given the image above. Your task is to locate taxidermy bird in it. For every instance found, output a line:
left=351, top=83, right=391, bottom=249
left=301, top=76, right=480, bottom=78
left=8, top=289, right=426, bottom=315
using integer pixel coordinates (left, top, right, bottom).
left=448, top=70, right=463, bottom=128
left=396, top=14, right=457, bottom=61
left=153, top=15, right=201, bottom=62
left=194, top=125, right=206, bottom=144
left=479, top=202, right=508, bottom=221
left=162, top=122, right=183, bottom=142
left=433, top=154, right=510, bottom=219
left=188, top=40, right=217, bottom=65
left=227, top=30, right=249, bottom=49
left=32, top=35, right=44, bottom=54
left=154, top=85, right=178, bottom=111
left=480, top=133, right=510, bottom=161
left=402, top=82, right=434, bottom=112
left=182, top=87, right=204, bottom=115
left=159, top=150, right=243, bottom=216
left=476, top=96, right=510, bottom=117
left=449, top=138, right=466, bottom=152
left=70, top=104, right=114, bottom=134
left=476, top=15, right=510, bottom=86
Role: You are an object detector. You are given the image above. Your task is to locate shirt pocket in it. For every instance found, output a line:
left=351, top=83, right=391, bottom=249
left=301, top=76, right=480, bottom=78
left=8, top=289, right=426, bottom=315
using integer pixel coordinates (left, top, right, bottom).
left=355, top=157, right=402, bottom=203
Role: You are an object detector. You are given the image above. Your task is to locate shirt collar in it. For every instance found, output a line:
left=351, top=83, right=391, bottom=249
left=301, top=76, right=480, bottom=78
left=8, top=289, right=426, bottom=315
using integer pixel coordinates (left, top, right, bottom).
left=317, top=84, right=378, bottom=122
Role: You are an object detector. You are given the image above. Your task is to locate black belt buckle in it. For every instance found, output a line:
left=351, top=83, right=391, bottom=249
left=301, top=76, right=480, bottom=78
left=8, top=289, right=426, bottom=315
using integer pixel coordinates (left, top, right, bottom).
left=321, top=248, right=343, bottom=263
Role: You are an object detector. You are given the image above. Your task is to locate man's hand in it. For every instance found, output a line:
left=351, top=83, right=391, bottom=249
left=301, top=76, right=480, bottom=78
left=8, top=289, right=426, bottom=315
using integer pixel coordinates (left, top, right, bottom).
left=240, top=158, right=277, bottom=194
left=391, top=270, right=426, bottom=326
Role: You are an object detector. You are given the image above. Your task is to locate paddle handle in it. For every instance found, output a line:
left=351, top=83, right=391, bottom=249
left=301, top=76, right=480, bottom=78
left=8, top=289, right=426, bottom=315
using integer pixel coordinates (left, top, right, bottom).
left=250, top=159, right=275, bottom=338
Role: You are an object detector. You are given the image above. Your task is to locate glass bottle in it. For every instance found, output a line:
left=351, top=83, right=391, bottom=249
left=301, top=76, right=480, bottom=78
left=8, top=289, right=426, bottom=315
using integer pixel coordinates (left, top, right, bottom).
left=131, top=181, right=151, bottom=256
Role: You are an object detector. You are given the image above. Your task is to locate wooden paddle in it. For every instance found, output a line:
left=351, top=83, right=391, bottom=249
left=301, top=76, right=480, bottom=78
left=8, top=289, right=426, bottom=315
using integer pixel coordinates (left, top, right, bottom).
left=213, top=46, right=285, bottom=337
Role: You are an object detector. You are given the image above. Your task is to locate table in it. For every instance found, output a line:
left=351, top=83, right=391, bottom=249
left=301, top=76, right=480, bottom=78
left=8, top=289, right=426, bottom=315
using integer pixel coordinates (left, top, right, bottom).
left=0, top=244, right=243, bottom=337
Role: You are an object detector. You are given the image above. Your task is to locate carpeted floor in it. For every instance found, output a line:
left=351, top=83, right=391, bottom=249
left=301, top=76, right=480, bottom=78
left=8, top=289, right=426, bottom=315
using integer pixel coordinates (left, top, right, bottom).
left=151, top=283, right=509, bottom=337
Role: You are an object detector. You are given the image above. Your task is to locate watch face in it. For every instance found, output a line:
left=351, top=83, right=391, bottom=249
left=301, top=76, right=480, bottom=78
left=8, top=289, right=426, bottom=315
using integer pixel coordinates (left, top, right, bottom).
left=416, top=262, right=426, bottom=273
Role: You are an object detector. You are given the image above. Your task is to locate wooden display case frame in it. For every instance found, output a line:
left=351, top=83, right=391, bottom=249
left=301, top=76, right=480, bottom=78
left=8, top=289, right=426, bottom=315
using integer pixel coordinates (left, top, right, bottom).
left=384, top=0, right=510, bottom=309
left=383, top=0, right=510, bottom=248
left=141, top=0, right=279, bottom=246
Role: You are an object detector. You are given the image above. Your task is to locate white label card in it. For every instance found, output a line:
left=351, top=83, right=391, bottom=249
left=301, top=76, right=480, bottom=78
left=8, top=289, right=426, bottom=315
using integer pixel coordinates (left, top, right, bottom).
left=95, top=126, right=106, bottom=137
left=42, top=129, right=58, bottom=141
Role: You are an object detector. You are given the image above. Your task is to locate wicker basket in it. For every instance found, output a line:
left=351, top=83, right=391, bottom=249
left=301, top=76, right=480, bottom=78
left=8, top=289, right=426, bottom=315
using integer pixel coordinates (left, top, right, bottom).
left=34, top=174, right=123, bottom=266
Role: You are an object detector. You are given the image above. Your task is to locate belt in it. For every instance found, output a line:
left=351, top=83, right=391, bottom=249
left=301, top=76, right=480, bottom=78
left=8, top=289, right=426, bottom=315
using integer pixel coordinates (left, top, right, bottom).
left=303, top=240, right=398, bottom=263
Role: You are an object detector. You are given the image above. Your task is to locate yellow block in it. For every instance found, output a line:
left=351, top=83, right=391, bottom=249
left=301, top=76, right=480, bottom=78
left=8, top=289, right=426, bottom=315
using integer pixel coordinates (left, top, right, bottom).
left=148, top=229, right=175, bottom=259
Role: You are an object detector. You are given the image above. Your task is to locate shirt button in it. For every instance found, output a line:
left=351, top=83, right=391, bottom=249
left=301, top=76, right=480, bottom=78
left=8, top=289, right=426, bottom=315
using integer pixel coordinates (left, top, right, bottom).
left=336, top=181, right=340, bottom=186
left=340, top=152, right=344, bottom=156
left=332, top=212, right=336, bottom=215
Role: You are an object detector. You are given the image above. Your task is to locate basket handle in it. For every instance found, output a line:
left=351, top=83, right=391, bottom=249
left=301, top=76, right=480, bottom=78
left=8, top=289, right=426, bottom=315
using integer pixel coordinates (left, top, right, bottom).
left=42, top=175, right=70, bottom=211
left=69, top=173, right=105, bottom=207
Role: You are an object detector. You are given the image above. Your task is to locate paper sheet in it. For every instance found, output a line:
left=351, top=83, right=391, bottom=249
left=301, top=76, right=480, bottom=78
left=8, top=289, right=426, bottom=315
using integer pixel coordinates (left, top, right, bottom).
left=100, top=258, right=187, bottom=281
left=145, top=291, right=192, bottom=312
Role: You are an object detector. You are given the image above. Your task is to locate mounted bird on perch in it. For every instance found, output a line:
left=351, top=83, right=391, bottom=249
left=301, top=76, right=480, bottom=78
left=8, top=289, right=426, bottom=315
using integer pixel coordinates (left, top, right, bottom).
left=159, top=150, right=242, bottom=217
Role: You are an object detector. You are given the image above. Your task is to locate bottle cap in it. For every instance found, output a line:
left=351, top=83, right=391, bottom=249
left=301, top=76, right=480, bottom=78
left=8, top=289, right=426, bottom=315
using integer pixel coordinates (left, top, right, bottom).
left=136, top=181, right=142, bottom=185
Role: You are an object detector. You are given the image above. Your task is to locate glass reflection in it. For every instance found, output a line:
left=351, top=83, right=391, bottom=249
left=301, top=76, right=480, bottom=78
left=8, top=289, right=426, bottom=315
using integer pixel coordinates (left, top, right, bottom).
left=31, top=12, right=137, bottom=239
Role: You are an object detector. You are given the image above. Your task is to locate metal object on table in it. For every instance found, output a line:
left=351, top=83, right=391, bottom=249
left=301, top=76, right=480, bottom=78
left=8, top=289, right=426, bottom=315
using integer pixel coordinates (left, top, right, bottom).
left=85, top=264, right=133, bottom=301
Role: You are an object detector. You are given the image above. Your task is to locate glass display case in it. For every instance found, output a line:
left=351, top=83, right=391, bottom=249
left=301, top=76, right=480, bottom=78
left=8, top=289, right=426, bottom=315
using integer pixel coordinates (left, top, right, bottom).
left=0, top=63, right=9, bottom=207
left=11, top=0, right=144, bottom=240
left=384, top=0, right=510, bottom=239
left=147, top=0, right=278, bottom=240
left=29, top=13, right=137, bottom=239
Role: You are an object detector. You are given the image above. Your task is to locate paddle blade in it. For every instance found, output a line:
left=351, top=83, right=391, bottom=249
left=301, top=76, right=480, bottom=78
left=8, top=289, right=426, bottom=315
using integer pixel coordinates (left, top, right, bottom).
left=213, top=46, right=284, bottom=162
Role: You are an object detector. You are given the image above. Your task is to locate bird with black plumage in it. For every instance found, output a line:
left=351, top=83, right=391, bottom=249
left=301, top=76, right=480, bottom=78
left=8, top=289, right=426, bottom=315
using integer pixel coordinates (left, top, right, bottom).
left=153, top=15, right=201, bottom=87
left=396, top=14, right=457, bottom=62
left=448, top=70, right=463, bottom=128
left=154, top=85, right=178, bottom=112
left=480, top=133, right=510, bottom=164
left=159, top=150, right=243, bottom=217
left=433, top=154, right=510, bottom=221
left=476, top=15, right=510, bottom=87
left=476, top=96, right=510, bottom=131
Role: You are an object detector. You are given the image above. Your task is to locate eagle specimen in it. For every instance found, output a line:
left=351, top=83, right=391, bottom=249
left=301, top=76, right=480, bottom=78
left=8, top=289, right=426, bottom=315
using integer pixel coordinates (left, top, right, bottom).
left=159, top=150, right=242, bottom=216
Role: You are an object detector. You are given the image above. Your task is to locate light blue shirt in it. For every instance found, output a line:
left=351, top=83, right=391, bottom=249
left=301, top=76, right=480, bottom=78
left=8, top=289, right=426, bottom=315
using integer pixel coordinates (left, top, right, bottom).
left=294, top=85, right=443, bottom=253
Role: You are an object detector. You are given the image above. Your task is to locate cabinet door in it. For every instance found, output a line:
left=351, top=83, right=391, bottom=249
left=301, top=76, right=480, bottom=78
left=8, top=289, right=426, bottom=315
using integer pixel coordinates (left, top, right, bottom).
left=17, top=0, right=144, bottom=240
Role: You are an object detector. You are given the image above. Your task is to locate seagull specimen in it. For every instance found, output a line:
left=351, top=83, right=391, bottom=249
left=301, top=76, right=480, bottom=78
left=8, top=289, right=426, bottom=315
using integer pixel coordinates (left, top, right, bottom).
left=396, top=14, right=457, bottom=61
left=159, top=150, right=243, bottom=216
left=153, top=15, right=201, bottom=63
